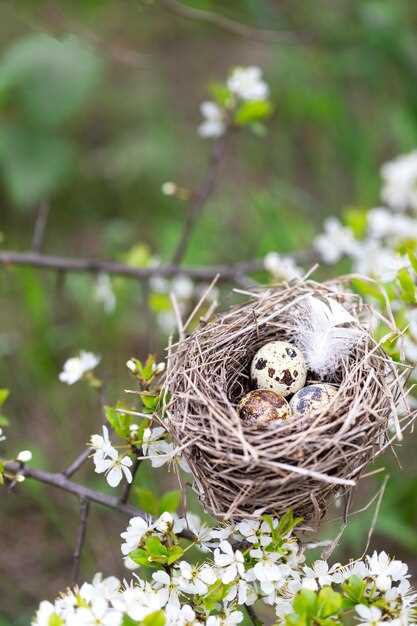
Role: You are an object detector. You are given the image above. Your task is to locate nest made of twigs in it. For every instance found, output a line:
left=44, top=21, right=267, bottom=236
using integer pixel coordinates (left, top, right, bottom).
left=164, top=279, right=411, bottom=522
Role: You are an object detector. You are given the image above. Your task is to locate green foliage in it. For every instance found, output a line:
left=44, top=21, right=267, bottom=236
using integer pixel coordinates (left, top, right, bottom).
left=0, top=33, right=101, bottom=206
left=397, top=267, right=416, bottom=304
left=234, top=100, right=273, bottom=126
left=287, top=588, right=343, bottom=626
left=134, top=488, right=181, bottom=516
left=129, top=534, right=184, bottom=567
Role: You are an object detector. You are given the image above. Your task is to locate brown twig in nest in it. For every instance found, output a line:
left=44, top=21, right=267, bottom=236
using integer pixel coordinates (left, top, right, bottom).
left=164, top=279, right=414, bottom=522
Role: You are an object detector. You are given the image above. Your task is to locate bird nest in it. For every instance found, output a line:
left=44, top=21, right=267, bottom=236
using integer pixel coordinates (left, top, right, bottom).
left=164, top=279, right=410, bottom=522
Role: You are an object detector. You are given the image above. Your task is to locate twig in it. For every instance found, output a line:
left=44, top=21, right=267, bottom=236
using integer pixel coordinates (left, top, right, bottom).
left=4, top=460, right=194, bottom=540
left=31, top=201, right=50, bottom=253
left=171, top=133, right=229, bottom=265
left=246, top=605, right=260, bottom=625
left=119, top=456, right=141, bottom=505
left=360, top=474, right=389, bottom=559
left=160, top=0, right=299, bottom=44
left=0, top=250, right=264, bottom=283
left=72, top=497, right=90, bottom=585
left=63, top=448, right=91, bottom=478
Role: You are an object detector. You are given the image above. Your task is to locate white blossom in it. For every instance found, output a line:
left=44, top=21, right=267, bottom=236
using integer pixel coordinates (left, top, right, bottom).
left=59, top=351, right=100, bottom=385
left=355, top=604, right=384, bottom=626
left=121, top=516, right=153, bottom=556
left=155, top=511, right=185, bottom=535
left=90, top=425, right=116, bottom=463
left=227, top=66, right=269, bottom=101
left=214, top=540, right=245, bottom=584
left=264, top=252, right=302, bottom=281
left=301, top=560, right=335, bottom=590
left=17, top=449, right=32, bottom=462
left=206, top=608, right=244, bottom=626
left=95, top=273, right=116, bottom=313
left=314, top=217, right=359, bottom=264
left=178, top=561, right=217, bottom=595
left=94, top=448, right=133, bottom=487
left=152, top=569, right=181, bottom=608
left=198, top=101, right=225, bottom=139
left=0, top=427, right=5, bottom=443
left=381, top=150, right=417, bottom=212
left=366, top=551, right=409, bottom=591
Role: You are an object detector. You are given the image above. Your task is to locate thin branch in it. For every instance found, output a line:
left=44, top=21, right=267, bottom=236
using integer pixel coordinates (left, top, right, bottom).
left=0, top=249, right=265, bottom=283
left=4, top=461, right=194, bottom=540
left=171, top=133, right=229, bottom=266
left=119, top=455, right=142, bottom=505
left=246, top=605, right=260, bottom=625
left=63, top=448, right=91, bottom=478
left=31, top=201, right=50, bottom=253
left=72, top=497, right=90, bottom=585
left=160, top=0, right=299, bottom=44
left=5, top=461, right=143, bottom=517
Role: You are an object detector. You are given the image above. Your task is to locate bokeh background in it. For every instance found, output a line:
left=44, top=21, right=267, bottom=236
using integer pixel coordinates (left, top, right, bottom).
left=1, top=1, right=417, bottom=623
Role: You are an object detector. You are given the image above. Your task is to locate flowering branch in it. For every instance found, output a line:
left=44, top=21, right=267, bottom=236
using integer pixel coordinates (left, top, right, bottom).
left=171, top=132, right=229, bottom=265
left=0, top=249, right=266, bottom=283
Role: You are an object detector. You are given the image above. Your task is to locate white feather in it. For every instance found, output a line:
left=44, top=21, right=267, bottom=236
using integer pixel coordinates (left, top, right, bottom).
left=294, top=296, right=363, bottom=377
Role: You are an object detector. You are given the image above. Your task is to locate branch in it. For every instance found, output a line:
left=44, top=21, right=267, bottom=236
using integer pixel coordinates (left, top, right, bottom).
left=171, top=133, right=229, bottom=265
left=72, top=497, right=90, bottom=585
left=119, top=455, right=142, bottom=505
left=0, top=250, right=265, bottom=283
left=4, top=461, right=194, bottom=540
left=31, top=201, right=50, bottom=253
left=160, top=0, right=299, bottom=44
left=63, top=448, right=91, bottom=478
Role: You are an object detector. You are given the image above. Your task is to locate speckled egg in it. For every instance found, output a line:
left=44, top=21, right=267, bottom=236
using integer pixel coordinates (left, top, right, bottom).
left=238, top=389, right=291, bottom=426
left=290, top=383, right=338, bottom=417
left=250, top=341, right=307, bottom=397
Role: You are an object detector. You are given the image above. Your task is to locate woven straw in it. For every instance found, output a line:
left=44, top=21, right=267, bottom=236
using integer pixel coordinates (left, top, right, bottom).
left=164, top=279, right=411, bottom=522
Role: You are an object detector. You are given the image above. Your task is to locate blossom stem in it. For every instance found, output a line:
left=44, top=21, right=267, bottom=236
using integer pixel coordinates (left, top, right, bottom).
left=72, top=497, right=90, bottom=585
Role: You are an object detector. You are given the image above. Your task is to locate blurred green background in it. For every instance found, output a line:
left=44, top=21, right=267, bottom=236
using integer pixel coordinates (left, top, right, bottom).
left=1, top=1, right=417, bottom=623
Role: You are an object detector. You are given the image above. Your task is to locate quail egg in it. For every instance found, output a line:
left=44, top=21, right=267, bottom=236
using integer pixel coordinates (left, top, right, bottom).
left=290, top=383, right=338, bottom=417
left=251, top=341, right=307, bottom=397
left=238, top=389, right=291, bottom=426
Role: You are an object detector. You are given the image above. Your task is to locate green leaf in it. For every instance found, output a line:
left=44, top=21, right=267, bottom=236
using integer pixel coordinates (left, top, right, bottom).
left=234, top=99, right=273, bottom=125
left=293, top=589, right=317, bottom=617
left=0, top=34, right=102, bottom=127
left=351, top=278, right=385, bottom=305
left=159, top=490, right=181, bottom=514
left=209, top=82, right=232, bottom=107
left=129, top=548, right=149, bottom=567
left=145, top=536, right=169, bottom=563
left=0, top=123, right=74, bottom=206
left=48, top=615, right=64, bottom=626
left=344, top=207, right=368, bottom=239
left=142, top=611, right=165, bottom=626
left=122, top=616, right=139, bottom=626
left=105, top=405, right=131, bottom=438
left=167, top=544, right=184, bottom=565
left=397, top=267, right=416, bottom=304
left=0, top=389, right=9, bottom=407
left=317, top=587, right=343, bottom=618
left=407, top=249, right=417, bottom=275
left=135, top=488, right=160, bottom=516
left=203, top=580, right=232, bottom=611
left=342, top=575, right=366, bottom=605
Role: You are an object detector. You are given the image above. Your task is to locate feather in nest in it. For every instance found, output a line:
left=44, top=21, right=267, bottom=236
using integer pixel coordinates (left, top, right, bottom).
left=293, top=295, right=364, bottom=377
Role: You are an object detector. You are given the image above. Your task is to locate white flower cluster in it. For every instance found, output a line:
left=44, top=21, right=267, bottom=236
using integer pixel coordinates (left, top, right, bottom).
left=199, top=66, right=270, bottom=139
left=314, top=150, right=417, bottom=282
left=33, top=508, right=417, bottom=626
left=90, top=425, right=133, bottom=488
left=141, top=425, right=191, bottom=472
left=59, top=351, right=100, bottom=385
left=149, top=275, right=218, bottom=335
left=264, top=252, right=303, bottom=282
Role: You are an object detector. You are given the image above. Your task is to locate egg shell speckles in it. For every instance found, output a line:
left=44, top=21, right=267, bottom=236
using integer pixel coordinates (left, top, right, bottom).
left=238, top=389, right=291, bottom=426
left=290, top=383, right=338, bottom=417
left=250, top=340, right=307, bottom=397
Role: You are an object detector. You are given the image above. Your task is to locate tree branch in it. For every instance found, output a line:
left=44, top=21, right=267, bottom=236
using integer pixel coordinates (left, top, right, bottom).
left=171, top=133, right=229, bottom=266
left=72, top=497, right=90, bottom=585
left=63, top=448, right=91, bottom=478
left=160, top=0, right=299, bottom=44
left=0, top=250, right=265, bottom=283
left=4, top=461, right=194, bottom=540
left=31, top=201, right=50, bottom=253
